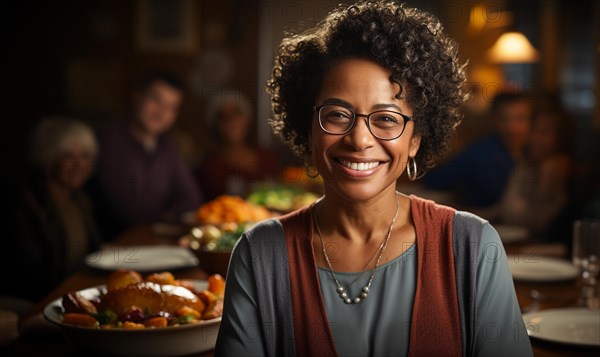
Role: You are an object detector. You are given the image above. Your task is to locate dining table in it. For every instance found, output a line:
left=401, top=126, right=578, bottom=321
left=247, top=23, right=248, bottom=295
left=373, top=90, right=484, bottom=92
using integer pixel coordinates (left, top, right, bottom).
left=9, top=225, right=214, bottom=357
left=5, top=225, right=599, bottom=357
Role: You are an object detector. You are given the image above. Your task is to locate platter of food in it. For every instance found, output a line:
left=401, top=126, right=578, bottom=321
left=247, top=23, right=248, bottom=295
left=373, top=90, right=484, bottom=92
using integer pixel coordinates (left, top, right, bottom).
left=44, top=270, right=224, bottom=356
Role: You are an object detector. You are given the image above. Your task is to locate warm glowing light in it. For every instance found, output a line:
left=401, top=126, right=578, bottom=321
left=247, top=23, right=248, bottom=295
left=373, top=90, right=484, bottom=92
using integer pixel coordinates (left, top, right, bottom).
left=469, top=5, right=487, bottom=30
left=487, top=32, right=539, bottom=63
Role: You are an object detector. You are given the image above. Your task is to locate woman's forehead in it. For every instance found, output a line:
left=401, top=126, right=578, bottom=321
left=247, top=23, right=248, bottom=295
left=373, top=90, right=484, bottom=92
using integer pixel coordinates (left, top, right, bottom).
left=318, top=59, right=408, bottom=111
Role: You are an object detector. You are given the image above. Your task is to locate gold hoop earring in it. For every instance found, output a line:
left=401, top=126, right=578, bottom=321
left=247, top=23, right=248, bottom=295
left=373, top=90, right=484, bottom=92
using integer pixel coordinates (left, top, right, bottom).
left=305, top=161, right=320, bottom=179
left=406, top=157, right=418, bottom=181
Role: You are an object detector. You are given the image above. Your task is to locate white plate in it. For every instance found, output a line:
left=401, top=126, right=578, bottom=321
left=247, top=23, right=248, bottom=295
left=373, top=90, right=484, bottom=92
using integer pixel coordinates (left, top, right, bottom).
left=523, top=308, right=600, bottom=347
left=85, top=245, right=198, bottom=272
left=495, top=224, right=529, bottom=243
left=507, top=255, right=579, bottom=282
left=44, top=281, right=221, bottom=356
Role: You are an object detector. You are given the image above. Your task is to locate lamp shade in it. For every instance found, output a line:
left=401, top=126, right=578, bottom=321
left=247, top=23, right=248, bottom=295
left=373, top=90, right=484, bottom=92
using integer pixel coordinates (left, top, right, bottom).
left=487, top=31, right=539, bottom=63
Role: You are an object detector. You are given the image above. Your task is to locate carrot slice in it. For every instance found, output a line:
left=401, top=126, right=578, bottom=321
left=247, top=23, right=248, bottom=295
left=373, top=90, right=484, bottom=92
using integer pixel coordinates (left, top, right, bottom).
left=176, top=306, right=200, bottom=318
left=208, top=274, right=225, bottom=296
left=143, top=316, right=168, bottom=328
left=63, top=313, right=99, bottom=328
left=197, top=290, right=217, bottom=305
left=122, top=321, right=145, bottom=329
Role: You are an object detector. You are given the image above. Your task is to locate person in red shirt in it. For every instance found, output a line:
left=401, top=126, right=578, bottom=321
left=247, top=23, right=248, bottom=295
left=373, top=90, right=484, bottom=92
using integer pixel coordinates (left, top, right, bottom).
left=197, top=90, right=279, bottom=200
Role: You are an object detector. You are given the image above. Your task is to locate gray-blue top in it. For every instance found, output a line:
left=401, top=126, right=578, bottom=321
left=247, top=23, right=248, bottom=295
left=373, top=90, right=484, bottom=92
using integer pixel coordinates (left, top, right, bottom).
left=318, top=223, right=530, bottom=356
left=216, top=214, right=533, bottom=357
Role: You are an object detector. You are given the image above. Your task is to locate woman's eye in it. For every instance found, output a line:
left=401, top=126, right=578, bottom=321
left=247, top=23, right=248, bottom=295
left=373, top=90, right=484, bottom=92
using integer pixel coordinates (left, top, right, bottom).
left=328, top=111, right=351, bottom=119
left=374, top=115, right=399, bottom=123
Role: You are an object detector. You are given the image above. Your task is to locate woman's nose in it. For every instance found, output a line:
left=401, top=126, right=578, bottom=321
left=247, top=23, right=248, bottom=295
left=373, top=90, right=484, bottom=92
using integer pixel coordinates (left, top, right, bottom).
left=342, top=117, right=375, bottom=151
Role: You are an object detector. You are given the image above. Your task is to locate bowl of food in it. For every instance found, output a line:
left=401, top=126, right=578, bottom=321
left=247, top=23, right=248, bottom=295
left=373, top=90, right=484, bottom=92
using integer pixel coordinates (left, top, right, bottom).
left=183, top=222, right=261, bottom=276
left=184, top=192, right=318, bottom=276
left=44, top=270, right=225, bottom=356
left=182, top=195, right=273, bottom=275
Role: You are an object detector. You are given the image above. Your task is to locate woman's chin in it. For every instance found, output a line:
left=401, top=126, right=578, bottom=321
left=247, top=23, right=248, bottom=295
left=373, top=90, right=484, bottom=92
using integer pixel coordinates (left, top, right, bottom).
left=325, top=181, right=395, bottom=203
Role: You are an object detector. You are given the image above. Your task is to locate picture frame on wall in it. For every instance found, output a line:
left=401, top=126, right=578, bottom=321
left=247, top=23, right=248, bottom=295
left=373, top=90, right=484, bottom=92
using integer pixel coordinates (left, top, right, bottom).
left=136, top=0, right=196, bottom=53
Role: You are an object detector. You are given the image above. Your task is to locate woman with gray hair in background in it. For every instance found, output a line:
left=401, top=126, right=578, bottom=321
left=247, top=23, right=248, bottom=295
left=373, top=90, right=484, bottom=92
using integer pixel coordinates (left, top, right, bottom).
left=197, top=90, right=279, bottom=200
left=1, top=118, right=102, bottom=302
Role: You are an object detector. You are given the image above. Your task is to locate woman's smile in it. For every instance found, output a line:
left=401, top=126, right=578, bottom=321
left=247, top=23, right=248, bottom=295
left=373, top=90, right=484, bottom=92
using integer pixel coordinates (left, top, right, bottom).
left=331, top=156, right=388, bottom=177
left=312, top=58, right=420, bottom=201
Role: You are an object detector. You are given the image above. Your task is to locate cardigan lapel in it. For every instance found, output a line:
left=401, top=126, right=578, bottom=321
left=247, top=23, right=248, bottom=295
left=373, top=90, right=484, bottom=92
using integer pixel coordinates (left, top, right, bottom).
left=280, top=196, right=462, bottom=357
left=408, top=195, right=462, bottom=357
left=280, top=206, right=338, bottom=357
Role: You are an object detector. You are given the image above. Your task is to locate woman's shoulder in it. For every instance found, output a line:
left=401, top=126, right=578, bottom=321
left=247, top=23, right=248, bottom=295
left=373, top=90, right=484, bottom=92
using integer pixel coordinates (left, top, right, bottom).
left=452, top=209, right=502, bottom=259
left=243, top=218, right=284, bottom=240
left=409, top=194, right=488, bottom=222
left=239, top=206, right=312, bottom=249
left=408, top=194, right=455, bottom=215
left=234, top=218, right=286, bottom=255
left=453, top=209, right=490, bottom=230
left=409, top=194, right=493, bottom=245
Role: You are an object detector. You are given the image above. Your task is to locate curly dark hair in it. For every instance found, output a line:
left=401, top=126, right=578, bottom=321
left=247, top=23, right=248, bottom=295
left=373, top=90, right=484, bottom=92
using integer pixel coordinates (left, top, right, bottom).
left=267, top=0, right=468, bottom=175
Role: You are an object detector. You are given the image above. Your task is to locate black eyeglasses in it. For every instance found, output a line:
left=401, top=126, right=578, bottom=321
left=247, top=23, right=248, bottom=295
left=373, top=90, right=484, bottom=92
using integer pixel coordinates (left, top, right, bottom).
left=314, top=104, right=412, bottom=140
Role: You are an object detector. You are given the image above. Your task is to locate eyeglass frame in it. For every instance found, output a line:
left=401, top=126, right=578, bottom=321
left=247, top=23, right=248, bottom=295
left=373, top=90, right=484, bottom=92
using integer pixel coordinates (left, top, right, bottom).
left=313, top=104, right=413, bottom=141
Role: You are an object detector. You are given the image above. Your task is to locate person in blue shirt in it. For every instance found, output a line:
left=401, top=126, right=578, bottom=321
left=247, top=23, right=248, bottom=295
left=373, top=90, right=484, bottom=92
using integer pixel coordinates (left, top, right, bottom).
left=424, top=92, right=533, bottom=207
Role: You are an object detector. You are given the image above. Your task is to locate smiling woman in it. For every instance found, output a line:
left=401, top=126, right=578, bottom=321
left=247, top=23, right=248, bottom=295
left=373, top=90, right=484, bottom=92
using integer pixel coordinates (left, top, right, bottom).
left=310, top=58, right=421, bottom=202
left=216, top=1, right=533, bottom=356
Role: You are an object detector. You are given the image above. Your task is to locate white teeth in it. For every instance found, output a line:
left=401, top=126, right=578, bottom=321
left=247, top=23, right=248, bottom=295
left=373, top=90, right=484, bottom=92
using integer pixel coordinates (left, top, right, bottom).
left=340, top=160, right=380, bottom=171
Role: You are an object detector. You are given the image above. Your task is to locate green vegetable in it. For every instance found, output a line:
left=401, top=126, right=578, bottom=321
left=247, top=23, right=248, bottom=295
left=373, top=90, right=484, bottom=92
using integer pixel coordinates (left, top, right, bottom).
left=94, top=309, right=117, bottom=325
left=171, top=314, right=196, bottom=325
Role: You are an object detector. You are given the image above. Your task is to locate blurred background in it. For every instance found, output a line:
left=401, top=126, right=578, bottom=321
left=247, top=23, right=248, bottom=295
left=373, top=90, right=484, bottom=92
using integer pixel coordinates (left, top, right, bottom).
left=6, top=0, right=597, bottom=168
left=5, top=0, right=600, bottom=235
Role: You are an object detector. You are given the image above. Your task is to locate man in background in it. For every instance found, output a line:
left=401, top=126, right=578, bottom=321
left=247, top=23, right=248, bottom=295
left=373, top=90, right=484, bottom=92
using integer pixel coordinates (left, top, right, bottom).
left=424, top=92, right=533, bottom=207
left=89, top=71, right=201, bottom=239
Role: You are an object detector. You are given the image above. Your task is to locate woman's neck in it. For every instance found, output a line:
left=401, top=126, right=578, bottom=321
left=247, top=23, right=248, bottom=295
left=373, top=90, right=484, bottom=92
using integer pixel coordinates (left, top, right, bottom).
left=316, top=186, right=404, bottom=244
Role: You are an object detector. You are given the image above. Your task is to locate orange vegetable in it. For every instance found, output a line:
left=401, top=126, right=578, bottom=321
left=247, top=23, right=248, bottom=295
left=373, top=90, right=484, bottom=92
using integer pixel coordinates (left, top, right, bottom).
left=143, top=317, right=168, bottom=328
left=208, top=274, right=225, bottom=296
left=122, top=321, right=145, bottom=329
left=196, top=195, right=271, bottom=224
left=145, top=272, right=175, bottom=285
left=197, top=290, right=217, bottom=305
left=176, top=306, right=200, bottom=318
left=63, top=313, right=99, bottom=328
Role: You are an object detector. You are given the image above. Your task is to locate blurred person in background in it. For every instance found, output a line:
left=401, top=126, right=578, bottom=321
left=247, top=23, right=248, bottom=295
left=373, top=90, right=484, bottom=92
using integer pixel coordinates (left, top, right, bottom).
left=2, top=118, right=101, bottom=301
left=197, top=90, right=279, bottom=200
left=478, top=96, right=574, bottom=240
left=424, top=91, right=533, bottom=207
left=88, top=71, right=202, bottom=239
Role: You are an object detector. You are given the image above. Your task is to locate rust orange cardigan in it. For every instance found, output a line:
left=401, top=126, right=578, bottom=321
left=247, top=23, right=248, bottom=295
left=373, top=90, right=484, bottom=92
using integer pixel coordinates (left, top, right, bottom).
left=280, top=195, right=461, bottom=357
